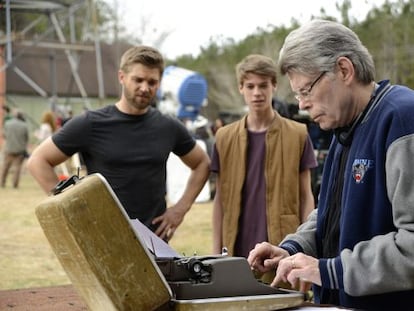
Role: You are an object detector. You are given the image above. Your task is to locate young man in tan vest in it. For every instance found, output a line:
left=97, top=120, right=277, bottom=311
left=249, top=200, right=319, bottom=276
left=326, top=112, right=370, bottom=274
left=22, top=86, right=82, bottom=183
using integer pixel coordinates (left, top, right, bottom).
left=211, top=54, right=317, bottom=258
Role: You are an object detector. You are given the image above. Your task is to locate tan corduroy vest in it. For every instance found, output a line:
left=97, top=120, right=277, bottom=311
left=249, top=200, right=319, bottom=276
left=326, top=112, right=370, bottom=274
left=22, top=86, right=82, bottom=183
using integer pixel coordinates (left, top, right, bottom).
left=215, top=112, right=308, bottom=255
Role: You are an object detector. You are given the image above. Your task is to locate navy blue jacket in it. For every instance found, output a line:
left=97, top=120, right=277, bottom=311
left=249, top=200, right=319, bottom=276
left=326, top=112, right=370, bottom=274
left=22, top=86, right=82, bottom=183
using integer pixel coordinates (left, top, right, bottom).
left=281, top=80, right=414, bottom=310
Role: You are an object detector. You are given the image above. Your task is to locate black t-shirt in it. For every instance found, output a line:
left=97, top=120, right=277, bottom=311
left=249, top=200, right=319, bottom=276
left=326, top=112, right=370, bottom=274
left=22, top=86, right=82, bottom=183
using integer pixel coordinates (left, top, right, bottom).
left=53, top=105, right=196, bottom=230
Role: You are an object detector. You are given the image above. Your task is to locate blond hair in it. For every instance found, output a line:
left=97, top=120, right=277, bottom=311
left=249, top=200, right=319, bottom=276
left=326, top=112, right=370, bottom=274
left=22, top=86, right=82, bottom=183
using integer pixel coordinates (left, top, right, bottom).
left=120, top=45, right=164, bottom=76
left=236, top=54, right=278, bottom=87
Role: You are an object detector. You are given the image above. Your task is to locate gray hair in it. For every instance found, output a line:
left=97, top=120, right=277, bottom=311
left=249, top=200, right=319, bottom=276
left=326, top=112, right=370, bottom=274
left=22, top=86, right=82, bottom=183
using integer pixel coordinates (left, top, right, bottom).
left=278, top=19, right=375, bottom=83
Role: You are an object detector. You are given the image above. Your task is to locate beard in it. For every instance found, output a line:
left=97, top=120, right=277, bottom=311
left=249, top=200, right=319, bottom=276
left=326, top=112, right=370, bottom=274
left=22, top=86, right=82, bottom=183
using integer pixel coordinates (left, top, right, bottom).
left=123, top=86, right=153, bottom=111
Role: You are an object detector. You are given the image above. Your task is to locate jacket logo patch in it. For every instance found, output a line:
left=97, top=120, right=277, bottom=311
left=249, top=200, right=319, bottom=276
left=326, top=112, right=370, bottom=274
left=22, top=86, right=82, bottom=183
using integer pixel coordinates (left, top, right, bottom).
left=352, top=159, right=373, bottom=184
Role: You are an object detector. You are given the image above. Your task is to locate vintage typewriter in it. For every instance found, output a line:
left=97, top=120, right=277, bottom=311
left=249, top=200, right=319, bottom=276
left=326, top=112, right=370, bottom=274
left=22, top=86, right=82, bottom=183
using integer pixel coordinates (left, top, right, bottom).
left=36, top=173, right=305, bottom=310
left=132, top=211, right=303, bottom=301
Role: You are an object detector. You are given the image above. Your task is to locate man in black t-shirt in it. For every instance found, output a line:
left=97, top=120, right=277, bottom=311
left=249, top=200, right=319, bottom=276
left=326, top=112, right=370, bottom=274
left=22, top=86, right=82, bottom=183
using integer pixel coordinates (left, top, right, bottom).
left=28, top=46, right=210, bottom=241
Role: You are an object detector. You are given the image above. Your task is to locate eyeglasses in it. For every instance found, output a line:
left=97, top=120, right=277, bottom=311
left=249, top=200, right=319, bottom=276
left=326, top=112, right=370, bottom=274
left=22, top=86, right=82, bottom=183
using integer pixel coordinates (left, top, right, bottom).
left=294, top=71, right=327, bottom=102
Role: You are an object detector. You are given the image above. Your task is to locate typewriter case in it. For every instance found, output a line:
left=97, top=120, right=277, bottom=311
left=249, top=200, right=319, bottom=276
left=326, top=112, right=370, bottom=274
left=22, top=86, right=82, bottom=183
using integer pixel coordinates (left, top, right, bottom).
left=35, top=173, right=304, bottom=311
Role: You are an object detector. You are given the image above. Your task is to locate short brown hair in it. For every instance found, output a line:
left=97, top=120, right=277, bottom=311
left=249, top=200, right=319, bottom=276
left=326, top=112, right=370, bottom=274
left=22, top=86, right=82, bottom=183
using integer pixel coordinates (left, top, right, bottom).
left=236, top=54, right=277, bottom=86
left=120, top=45, right=165, bottom=76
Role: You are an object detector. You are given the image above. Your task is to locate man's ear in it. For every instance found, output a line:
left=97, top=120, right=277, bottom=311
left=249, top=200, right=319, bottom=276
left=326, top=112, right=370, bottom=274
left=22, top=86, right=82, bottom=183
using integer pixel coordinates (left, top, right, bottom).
left=118, top=70, right=124, bottom=84
left=336, top=56, right=354, bottom=84
left=238, top=83, right=244, bottom=94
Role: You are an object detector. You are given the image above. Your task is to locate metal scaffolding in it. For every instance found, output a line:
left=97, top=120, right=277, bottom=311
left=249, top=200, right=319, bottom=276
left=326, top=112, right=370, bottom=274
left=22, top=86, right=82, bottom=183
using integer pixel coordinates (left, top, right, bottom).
left=0, top=0, right=105, bottom=107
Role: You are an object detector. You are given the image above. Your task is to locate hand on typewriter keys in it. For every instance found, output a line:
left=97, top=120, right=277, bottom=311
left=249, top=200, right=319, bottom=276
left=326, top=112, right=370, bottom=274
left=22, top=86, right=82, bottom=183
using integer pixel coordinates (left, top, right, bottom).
left=247, top=242, right=289, bottom=274
left=273, top=253, right=319, bottom=292
left=247, top=242, right=320, bottom=292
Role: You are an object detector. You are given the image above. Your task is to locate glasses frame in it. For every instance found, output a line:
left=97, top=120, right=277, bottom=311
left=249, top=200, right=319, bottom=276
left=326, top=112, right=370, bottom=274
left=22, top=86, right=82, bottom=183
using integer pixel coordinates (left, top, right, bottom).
left=294, top=71, right=327, bottom=102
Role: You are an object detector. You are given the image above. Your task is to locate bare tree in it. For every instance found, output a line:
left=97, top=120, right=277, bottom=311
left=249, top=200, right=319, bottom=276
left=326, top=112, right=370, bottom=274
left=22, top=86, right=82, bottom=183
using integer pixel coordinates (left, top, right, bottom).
left=108, top=0, right=172, bottom=53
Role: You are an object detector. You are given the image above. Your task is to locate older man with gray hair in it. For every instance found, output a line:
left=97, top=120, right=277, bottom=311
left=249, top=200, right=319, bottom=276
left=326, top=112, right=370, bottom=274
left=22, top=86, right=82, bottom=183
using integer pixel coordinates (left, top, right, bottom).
left=248, top=19, right=414, bottom=310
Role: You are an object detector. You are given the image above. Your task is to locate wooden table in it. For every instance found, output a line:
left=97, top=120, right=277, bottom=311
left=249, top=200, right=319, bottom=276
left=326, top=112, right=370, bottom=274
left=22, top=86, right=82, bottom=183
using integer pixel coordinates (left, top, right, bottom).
left=0, top=285, right=87, bottom=311
left=0, top=285, right=344, bottom=310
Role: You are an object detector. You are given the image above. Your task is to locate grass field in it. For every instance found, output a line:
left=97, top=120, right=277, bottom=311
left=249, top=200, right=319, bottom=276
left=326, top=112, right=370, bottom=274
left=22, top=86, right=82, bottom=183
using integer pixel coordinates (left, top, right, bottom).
left=0, top=167, right=214, bottom=291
